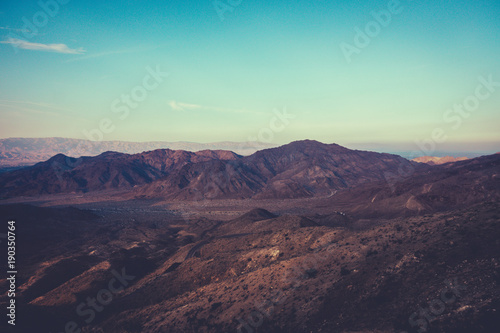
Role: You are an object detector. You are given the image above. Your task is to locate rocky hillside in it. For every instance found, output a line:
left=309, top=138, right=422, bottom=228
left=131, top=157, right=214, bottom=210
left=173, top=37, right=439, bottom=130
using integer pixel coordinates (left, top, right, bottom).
left=1, top=201, right=498, bottom=333
left=329, top=153, right=500, bottom=218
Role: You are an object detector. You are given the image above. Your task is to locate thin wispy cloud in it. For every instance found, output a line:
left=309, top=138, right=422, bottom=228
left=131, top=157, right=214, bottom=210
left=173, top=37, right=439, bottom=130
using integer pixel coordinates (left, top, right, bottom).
left=167, top=100, right=267, bottom=116
left=0, top=38, right=85, bottom=54
left=64, top=45, right=158, bottom=63
left=0, top=100, right=79, bottom=116
left=0, top=26, right=30, bottom=33
left=0, top=99, right=66, bottom=110
left=168, top=101, right=203, bottom=111
left=0, top=103, right=59, bottom=117
left=65, top=49, right=135, bottom=63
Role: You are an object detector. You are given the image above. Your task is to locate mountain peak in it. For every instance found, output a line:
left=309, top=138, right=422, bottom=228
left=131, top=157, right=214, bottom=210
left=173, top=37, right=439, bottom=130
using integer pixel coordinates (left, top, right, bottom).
left=45, top=153, right=70, bottom=164
left=284, top=140, right=347, bottom=150
left=253, top=140, right=348, bottom=157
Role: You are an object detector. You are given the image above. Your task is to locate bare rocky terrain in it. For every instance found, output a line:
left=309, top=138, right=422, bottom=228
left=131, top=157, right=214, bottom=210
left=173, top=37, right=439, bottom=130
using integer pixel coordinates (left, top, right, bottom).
left=0, top=141, right=499, bottom=333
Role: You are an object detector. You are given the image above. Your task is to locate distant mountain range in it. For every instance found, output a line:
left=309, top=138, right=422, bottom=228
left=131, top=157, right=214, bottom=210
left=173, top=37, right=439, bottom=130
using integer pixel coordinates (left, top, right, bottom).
left=0, top=137, right=276, bottom=167
left=1, top=137, right=485, bottom=170
left=412, top=155, right=469, bottom=165
left=2, top=140, right=498, bottom=214
left=0, top=140, right=418, bottom=200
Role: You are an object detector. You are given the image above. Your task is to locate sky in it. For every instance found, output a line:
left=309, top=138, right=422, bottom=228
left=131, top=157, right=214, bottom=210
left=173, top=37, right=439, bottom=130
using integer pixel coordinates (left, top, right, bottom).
left=0, top=0, right=499, bottom=154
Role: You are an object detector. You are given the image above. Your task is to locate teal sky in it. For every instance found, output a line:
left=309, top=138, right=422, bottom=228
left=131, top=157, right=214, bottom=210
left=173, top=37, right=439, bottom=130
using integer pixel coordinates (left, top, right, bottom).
left=0, top=0, right=499, bottom=151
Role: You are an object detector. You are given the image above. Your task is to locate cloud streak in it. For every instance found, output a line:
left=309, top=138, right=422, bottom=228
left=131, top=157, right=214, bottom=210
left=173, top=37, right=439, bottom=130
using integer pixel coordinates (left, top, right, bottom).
left=0, top=38, right=85, bottom=54
left=0, top=26, right=30, bottom=33
left=168, top=101, right=203, bottom=111
left=64, top=45, right=159, bottom=63
left=0, top=103, right=59, bottom=117
left=0, top=100, right=80, bottom=117
left=167, top=100, right=267, bottom=116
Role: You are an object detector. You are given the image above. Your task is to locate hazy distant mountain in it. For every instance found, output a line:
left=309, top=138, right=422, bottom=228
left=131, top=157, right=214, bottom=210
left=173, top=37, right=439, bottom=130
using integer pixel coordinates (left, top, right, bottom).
left=412, top=155, right=469, bottom=165
left=0, top=137, right=275, bottom=168
left=0, top=140, right=416, bottom=200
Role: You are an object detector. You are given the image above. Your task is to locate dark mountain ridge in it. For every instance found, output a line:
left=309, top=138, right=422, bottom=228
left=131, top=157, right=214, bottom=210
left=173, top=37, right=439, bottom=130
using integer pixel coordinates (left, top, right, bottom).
left=0, top=148, right=240, bottom=198
left=0, top=140, right=418, bottom=200
left=134, top=140, right=419, bottom=200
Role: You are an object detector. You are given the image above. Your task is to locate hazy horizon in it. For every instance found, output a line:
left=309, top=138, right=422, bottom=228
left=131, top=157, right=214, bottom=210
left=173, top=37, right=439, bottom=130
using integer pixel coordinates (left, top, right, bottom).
left=0, top=136, right=497, bottom=159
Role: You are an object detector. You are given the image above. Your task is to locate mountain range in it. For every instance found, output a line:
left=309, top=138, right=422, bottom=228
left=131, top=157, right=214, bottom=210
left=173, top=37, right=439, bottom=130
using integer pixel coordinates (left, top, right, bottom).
left=2, top=140, right=498, bottom=219
left=0, top=140, right=418, bottom=200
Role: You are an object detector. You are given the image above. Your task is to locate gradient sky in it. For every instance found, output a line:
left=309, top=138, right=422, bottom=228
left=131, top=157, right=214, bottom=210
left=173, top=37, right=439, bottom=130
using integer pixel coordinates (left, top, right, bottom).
left=0, top=0, right=499, bottom=152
